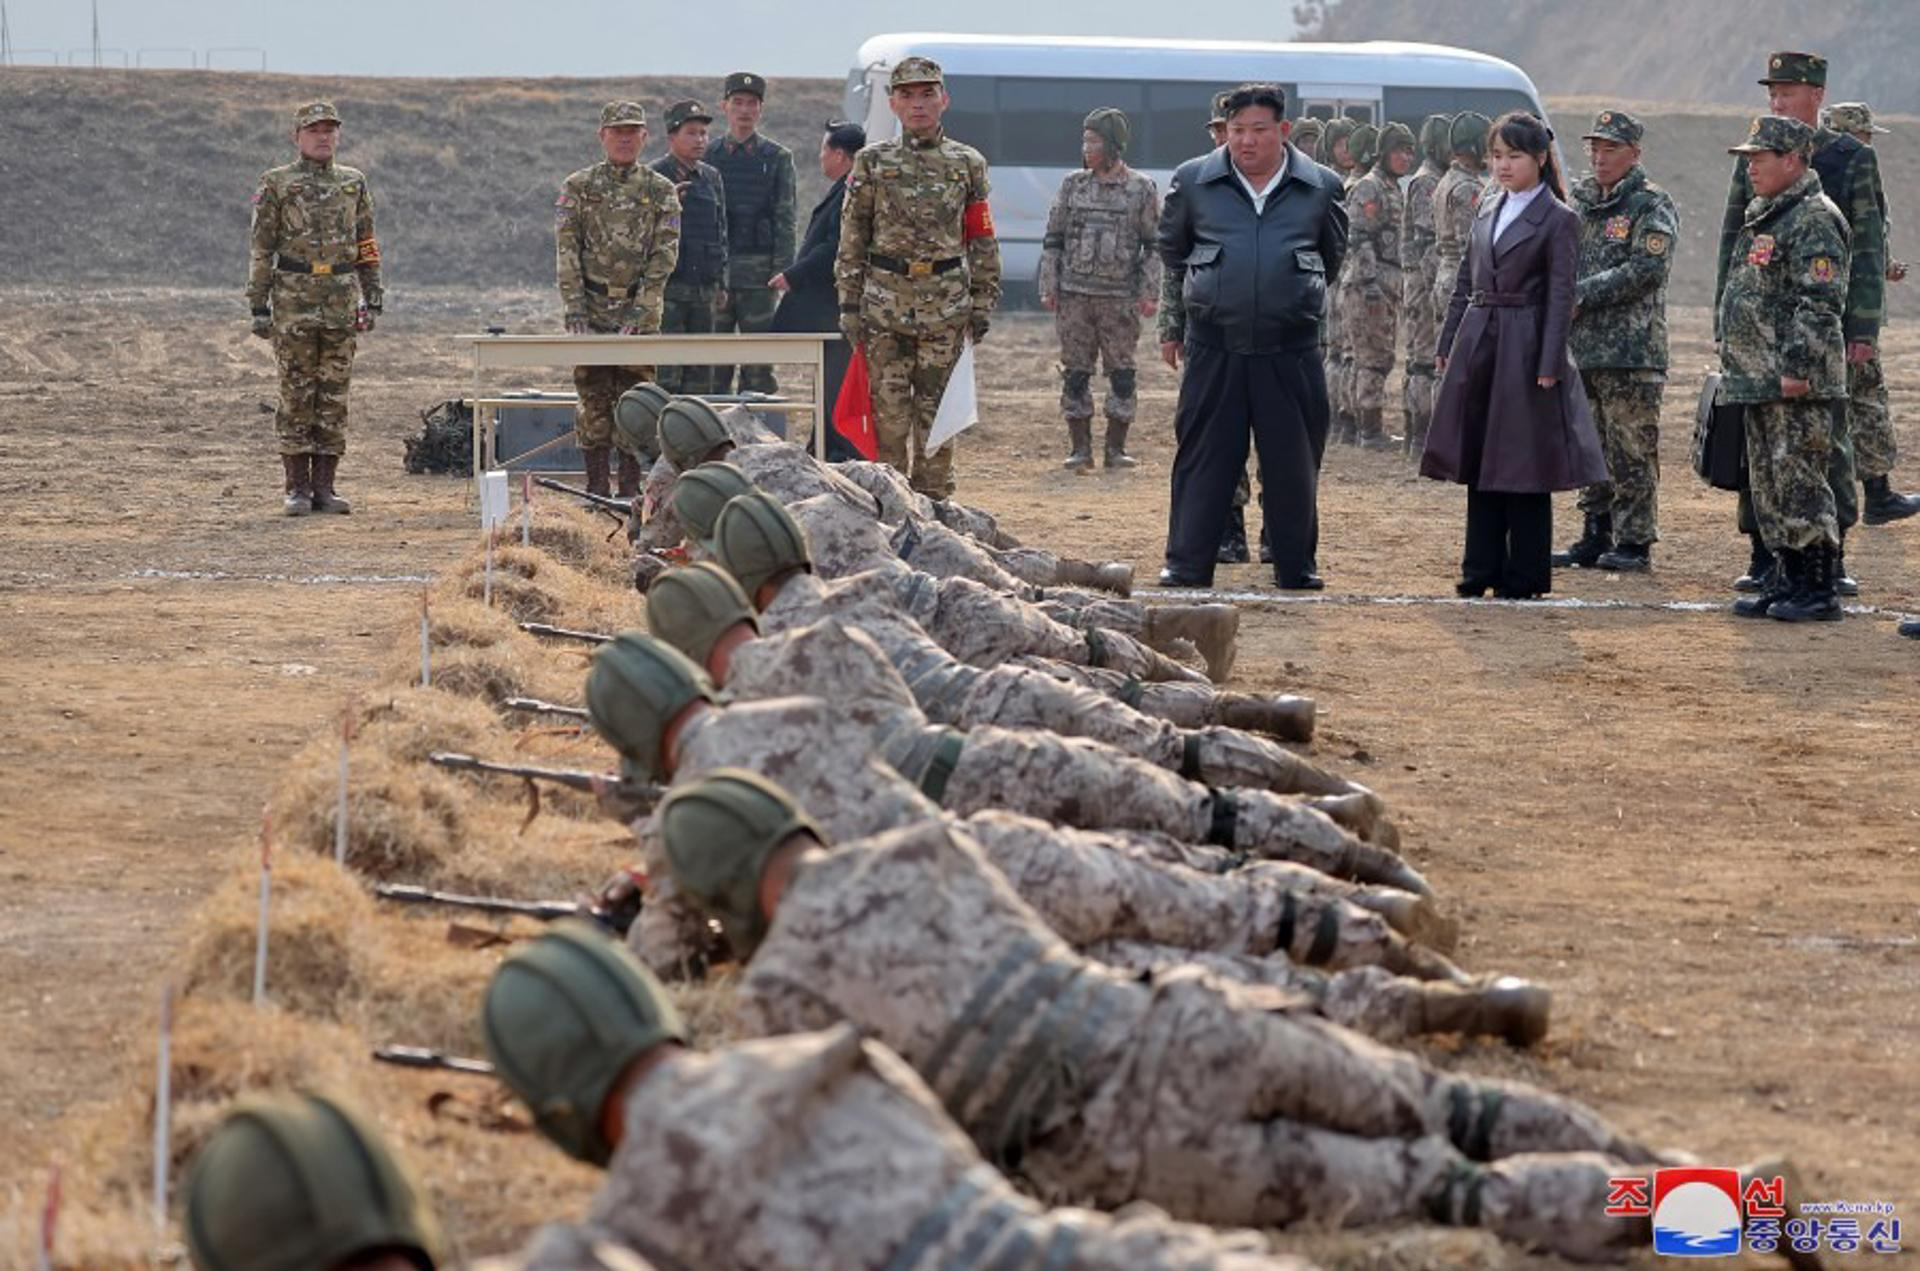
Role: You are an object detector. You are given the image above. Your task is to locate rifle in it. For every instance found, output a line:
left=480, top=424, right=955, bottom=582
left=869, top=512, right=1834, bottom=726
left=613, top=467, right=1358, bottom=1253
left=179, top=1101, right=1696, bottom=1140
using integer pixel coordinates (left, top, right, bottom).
left=520, top=621, right=613, bottom=645
left=374, top=881, right=642, bottom=936
left=533, top=476, right=630, bottom=517
left=502, top=695, right=590, bottom=722
left=372, top=1045, right=495, bottom=1076
left=427, top=750, right=663, bottom=824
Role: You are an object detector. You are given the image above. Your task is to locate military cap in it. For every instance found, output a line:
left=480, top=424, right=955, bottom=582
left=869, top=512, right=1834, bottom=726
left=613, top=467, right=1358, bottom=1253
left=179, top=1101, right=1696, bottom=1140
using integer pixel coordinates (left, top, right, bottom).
left=659, top=769, right=823, bottom=955
left=713, top=490, right=812, bottom=601
left=483, top=921, right=687, bottom=1166
left=600, top=101, right=647, bottom=129
left=1760, top=51, right=1827, bottom=87
left=1825, top=101, right=1888, bottom=135
left=657, top=397, right=735, bottom=469
left=648, top=561, right=759, bottom=667
left=1377, top=120, right=1417, bottom=157
left=1419, top=113, right=1453, bottom=163
left=664, top=98, right=713, bottom=132
left=889, top=56, right=944, bottom=89
left=1210, top=91, right=1233, bottom=125
left=293, top=101, right=341, bottom=130
left=585, top=633, right=715, bottom=779
left=1731, top=114, right=1817, bottom=156
left=1449, top=110, right=1493, bottom=157
left=723, top=71, right=767, bottom=100
left=1291, top=117, right=1324, bottom=150
left=185, top=1092, right=440, bottom=1271
left=1582, top=109, right=1644, bottom=146
left=614, top=382, right=672, bottom=461
left=1083, top=107, right=1130, bottom=156
left=1346, top=122, right=1380, bottom=170
left=670, top=460, right=757, bottom=543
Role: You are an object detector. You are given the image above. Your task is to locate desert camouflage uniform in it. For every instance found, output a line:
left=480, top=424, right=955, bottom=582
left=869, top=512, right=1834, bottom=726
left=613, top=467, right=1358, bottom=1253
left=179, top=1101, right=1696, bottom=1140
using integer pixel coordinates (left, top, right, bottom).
left=1719, top=167, right=1851, bottom=551
left=1570, top=165, right=1678, bottom=547
left=1429, top=160, right=1483, bottom=328
left=707, top=131, right=796, bottom=395
left=837, top=124, right=1002, bottom=497
left=515, top=1026, right=1299, bottom=1271
left=732, top=821, right=1657, bottom=1262
left=1400, top=153, right=1444, bottom=446
left=1343, top=159, right=1405, bottom=420
left=248, top=156, right=383, bottom=455
left=1038, top=165, right=1161, bottom=427
left=555, top=159, right=682, bottom=448
left=650, top=151, right=728, bottom=395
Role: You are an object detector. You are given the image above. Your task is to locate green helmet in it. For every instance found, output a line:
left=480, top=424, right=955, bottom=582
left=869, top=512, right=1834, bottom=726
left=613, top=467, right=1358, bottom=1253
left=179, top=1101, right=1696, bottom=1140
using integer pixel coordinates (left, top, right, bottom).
left=712, top=490, right=812, bottom=602
left=658, top=768, right=823, bottom=956
left=1346, top=123, right=1380, bottom=171
left=184, top=1092, right=440, bottom=1271
left=1376, top=121, right=1416, bottom=168
left=657, top=397, right=735, bottom=470
left=482, top=919, right=686, bottom=1166
left=1082, top=107, right=1130, bottom=157
left=1450, top=110, right=1493, bottom=159
left=670, top=461, right=757, bottom=544
left=585, top=632, right=715, bottom=779
left=1291, top=117, right=1324, bottom=153
left=1420, top=113, right=1453, bottom=166
left=648, top=562, right=759, bottom=668
left=1319, top=116, right=1358, bottom=166
left=613, top=382, right=672, bottom=461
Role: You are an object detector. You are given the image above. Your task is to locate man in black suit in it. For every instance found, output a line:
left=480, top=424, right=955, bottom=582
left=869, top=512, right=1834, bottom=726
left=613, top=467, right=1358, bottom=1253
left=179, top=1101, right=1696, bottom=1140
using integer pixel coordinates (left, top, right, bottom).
left=773, top=120, right=865, bottom=460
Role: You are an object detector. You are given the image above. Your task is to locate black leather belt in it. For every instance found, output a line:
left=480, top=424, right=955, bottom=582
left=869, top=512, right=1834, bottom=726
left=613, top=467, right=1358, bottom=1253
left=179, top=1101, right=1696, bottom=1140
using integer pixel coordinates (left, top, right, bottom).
left=583, top=278, right=642, bottom=297
left=869, top=252, right=963, bottom=278
left=1469, top=290, right=1531, bottom=307
left=274, top=255, right=351, bottom=276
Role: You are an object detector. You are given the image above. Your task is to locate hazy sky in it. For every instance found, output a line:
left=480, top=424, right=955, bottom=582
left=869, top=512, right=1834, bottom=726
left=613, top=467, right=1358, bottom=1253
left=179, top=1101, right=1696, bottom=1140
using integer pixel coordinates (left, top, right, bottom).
left=1, top=1, right=1301, bottom=77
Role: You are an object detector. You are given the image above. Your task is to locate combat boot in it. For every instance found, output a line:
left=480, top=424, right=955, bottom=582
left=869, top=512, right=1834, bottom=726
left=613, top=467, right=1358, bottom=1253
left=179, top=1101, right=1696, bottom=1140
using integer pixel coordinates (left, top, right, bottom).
left=1102, top=420, right=1137, bottom=469
left=309, top=454, right=351, bottom=514
left=1733, top=547, right=1796, bottom=618
left=615, top=448, right=643, bottom=499
left=1054, top=557, right=1133, bottom=597
left=281, top=454, right=311, bottom=517
left=1550, top=512, right=1611, bottom=568
left=1594, top=541, right=1652, bottom=571
left=1332, top=410, right=1358, bottom=446
left=1835, top=530, right=1859, bottom=596
left=1216, top=507, right=1251, bottom=564
left=1418, top=975, right=1552, bottom=1046
left=1733, top=532, right=1774, bottom=591
left=1062, top=418, right=1094, bottom=471
left=1770, top=541, right=1842, bottom=623
left=1347, top=887, right=1460, bottom=952
left=1358, top=407, right=1397, bottom=451
left=1213, top=691, right=1315, bottom=742
left=1144, top=603, right=1240, bottom=682
left=1861, top=473, right=1920, bottom=524
left=582, top=445, right=612, bottom=498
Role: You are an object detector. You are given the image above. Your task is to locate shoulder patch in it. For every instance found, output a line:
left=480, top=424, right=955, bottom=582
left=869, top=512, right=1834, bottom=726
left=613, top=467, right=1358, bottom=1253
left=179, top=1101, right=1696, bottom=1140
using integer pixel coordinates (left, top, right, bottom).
left=1809, top=255, right=1836, bottom=282
left=1644, top=232, right=1670, bottom=256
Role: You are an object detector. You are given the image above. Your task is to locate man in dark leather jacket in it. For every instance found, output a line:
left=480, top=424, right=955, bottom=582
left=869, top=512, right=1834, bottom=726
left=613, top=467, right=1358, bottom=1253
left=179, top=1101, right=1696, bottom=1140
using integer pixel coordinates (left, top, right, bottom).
left=1156, top=83, right=1349, bottom=589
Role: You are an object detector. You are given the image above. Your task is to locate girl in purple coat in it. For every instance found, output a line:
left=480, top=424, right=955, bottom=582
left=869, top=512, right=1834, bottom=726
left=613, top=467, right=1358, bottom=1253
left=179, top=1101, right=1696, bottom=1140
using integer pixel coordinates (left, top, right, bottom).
left=1424, top=112, right=1608, bottom=598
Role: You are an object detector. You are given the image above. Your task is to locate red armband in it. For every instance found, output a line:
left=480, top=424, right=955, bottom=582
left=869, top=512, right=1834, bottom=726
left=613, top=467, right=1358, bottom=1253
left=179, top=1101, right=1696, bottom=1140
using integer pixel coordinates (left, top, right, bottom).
left=963, top=200, right=995, bottom=242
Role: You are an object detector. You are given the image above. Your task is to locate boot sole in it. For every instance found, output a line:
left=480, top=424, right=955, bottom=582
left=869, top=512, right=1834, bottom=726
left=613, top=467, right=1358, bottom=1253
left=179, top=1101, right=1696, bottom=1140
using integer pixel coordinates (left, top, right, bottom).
left=1862, top=506, right=1920, bottom=525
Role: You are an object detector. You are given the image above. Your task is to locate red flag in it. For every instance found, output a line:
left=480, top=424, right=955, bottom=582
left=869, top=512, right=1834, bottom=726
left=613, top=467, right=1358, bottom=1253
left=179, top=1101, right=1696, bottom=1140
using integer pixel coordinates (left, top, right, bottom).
left=833, top=344, right=879, bottom=461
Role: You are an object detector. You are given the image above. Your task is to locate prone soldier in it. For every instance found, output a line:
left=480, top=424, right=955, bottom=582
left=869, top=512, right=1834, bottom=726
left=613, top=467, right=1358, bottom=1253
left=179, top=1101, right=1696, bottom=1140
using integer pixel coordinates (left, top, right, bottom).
left=1399, top=114, right=1450, bottom=453
left=1344, top=121, right=1415, bottom=450
left=248, top=101, right=382, bottom=516
left=706, top=71, right=797, bottom=395
left=556, top=102, right=682, bottom=497
left=651, top=98, right=729, bottom=396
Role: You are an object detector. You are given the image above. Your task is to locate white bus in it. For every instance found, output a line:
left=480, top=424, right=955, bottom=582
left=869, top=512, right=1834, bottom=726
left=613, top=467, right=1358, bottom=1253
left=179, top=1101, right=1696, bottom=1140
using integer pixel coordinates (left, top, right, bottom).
left=844, top=33, right=1550, bottom=297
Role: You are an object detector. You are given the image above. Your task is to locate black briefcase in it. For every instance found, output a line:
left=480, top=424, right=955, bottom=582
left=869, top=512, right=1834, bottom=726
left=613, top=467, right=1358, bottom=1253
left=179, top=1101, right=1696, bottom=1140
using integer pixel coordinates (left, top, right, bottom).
left=1692, top=371, right=1746, bottom=491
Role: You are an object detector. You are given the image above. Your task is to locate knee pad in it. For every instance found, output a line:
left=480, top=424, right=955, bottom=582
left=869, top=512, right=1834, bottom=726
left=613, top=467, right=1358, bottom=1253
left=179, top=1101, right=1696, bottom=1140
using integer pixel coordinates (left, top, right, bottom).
left=1108, top=368, right=1137, bottom=398
left=1061, top=369, right=1093, bottom=395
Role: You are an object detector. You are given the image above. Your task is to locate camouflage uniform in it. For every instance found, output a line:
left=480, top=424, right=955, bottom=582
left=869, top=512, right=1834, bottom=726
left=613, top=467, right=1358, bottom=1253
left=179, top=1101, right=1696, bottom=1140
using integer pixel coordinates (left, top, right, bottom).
left=1429, top=158, right=1485, bottom=329
left=1342, top=133, right=1408, bottom=447
left=556, top=103, right=683, bottom=483
left=248, top=103, right=382, bottom=470
left=707, top=76, right=797, bottom=396
left=516, top=1026, right=1298, bottom=1271
left=732, top=820, right=1657, bottom=1262
left=1569, top=115, right=1679, bottom=557
left=651, top=102, right=729, bottom=396
left=837, top=57, right=1002, bottom=497
left=1399, top=118, right=1448, bottom=449
left=1326, top=124, right=1377, bottom=442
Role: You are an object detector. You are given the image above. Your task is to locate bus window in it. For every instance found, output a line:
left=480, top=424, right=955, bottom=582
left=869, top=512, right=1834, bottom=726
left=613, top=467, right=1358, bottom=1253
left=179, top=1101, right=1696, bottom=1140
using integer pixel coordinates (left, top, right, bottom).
left=942, top=74, right=1001, bottom=160
left=1299, top=101, right=1340, bottom=122
left=1383, top=86, right=1541, bottom=128
left=1142, top=79, right=1248, bottom=168
left=1342, top=102, right=1377, bottom=123
left=996, top=77, right=1146, bottom=166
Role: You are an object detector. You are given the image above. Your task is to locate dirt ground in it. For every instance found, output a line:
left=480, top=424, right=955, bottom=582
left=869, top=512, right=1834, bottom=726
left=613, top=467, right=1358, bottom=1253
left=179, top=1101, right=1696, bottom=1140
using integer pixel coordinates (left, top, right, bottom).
left=1, top=287, right=1916, bottom=1263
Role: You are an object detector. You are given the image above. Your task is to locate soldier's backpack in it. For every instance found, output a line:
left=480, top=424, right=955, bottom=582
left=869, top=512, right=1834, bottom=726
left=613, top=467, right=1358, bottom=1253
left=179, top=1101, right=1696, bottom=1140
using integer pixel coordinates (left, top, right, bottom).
left=403, top=400, right=474, bottom=474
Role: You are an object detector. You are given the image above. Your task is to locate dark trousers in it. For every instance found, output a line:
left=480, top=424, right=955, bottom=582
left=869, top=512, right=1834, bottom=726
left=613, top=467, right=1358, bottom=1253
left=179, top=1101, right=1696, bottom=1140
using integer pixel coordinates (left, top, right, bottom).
left=1164, top=339, right=1329, bottom=582
left=1462, top=487, right=1552, bottom=596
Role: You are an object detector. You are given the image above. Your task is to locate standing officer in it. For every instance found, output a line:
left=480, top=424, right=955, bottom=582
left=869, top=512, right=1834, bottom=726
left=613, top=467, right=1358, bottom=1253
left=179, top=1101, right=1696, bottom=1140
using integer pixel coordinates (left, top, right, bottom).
left=1556, top=109, right=1680, bottom=572
left=1345, top=121, right=1414, bottom=451
left=652, top=98, right=729, bottom=396
left=248, top=100, right=382, bottom=517
left=1399, top=114, right=1450, bottom=454
left=1720, top=115, right=1851, bottom=622
left=835, top=56, right=1002, bottom=498
left=556, top=101, right=682, bottom=498
left=708, top=71, right=798, bottom=396
left=1038, top=107, right=1161, bottom=471
left=1429, top=112, right=1490, bottom=325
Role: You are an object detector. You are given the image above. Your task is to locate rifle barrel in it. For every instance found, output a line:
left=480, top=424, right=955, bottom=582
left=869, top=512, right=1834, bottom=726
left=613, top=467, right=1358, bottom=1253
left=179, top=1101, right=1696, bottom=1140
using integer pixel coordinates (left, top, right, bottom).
left=372, top=1045, right=495, bottom=1075
left=519, top=622, right=613, bottom=645
left=533, top=476, right=630, bottom=516
left=373, top=883, right=577, bottom=920
left=502, top=695, right=590, bottom=720
left=427, top=750, right=602, bottom=792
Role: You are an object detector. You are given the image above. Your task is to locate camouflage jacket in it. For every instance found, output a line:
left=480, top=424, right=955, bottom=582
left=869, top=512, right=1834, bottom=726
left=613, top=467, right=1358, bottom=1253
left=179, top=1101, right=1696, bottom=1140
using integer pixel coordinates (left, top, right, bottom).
left=1038, top=165, right=1161, bottom=302
left=1342, top=164, right=1405, bottom=300
left=1717, top=170, right=1850, bottom=403
left=836, top=128, right=1002, bottom=335
left=1400, top=159, right=1444, bottom=293
left=554, top=160, right=682, bottom=331
left=1716, top=128, right=1885, bottom=342
left=1569, top=165, right=1679, bottom=371
left=1428, top=160, right=1484, bottom=294
left=247, top=157, right=382, bottom=329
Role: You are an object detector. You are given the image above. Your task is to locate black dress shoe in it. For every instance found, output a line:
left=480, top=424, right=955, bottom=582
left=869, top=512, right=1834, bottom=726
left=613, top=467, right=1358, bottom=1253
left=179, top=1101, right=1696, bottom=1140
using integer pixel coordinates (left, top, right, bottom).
left=1455, top=579, right=1492, bottom=598
left=1157, top=566, right=1214, bottom=588
left=1274, top=572, right=1325, bottom=591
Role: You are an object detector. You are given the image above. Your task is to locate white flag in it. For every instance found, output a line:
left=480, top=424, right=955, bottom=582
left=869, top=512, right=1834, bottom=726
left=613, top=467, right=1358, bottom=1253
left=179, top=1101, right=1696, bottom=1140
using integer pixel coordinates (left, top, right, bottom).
left=927, top=339, right=978, bottom=454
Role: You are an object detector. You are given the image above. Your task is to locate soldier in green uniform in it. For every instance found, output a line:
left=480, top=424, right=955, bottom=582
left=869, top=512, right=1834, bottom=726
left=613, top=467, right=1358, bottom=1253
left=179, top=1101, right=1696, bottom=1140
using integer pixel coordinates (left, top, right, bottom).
left=708, top=71, right=798, bottom=396
left=1555, top=109, right=1680, bottom=572
left=556, top=101, right=683, bottom=497
left=1399, top=114, right=1450, bottom=455
left=836, top=56, right=1002, bottom=498
left=652, top=98, right=730, bottom=397
left=1429, top=112, right=1490, bottom=328
left=1327, top=122, right=1378, bottom=447
left=1344, top=121, right=1414, bottom=451
left=1719, top=115, right=1851, bottom=622
left=1038, top=107, right=1160, bottom=471
left=248, top=101, right=382, bottom=517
